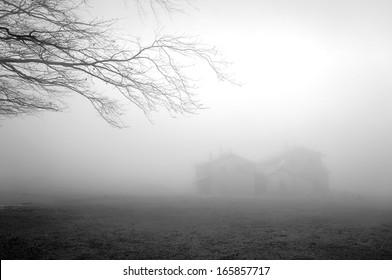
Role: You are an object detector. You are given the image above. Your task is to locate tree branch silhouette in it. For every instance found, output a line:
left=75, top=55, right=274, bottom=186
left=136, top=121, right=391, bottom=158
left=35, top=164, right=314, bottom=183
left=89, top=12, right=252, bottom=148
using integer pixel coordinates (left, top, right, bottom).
left=0, top=0, right=233, bottom=127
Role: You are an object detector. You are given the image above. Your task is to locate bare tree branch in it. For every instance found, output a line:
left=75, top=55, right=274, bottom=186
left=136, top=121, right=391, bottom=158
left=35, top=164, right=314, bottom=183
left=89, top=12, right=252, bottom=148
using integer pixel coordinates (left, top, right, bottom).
left=0, top=0, right=234, bottom=127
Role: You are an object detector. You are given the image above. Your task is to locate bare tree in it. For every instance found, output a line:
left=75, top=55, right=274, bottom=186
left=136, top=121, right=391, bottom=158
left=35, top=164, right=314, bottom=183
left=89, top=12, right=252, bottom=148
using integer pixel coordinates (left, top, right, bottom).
left=0, top=0, right=232, bottom=127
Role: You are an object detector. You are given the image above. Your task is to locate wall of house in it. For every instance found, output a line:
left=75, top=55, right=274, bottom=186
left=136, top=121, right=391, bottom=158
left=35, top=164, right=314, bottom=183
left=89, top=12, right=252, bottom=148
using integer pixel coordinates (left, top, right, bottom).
left=208, top=158, right=254, bottom=195
left=267, top=170, right=313, bottom=193
left=210, top=172, right=254, bottom=195
left=195, top=177, right=212, bottom=194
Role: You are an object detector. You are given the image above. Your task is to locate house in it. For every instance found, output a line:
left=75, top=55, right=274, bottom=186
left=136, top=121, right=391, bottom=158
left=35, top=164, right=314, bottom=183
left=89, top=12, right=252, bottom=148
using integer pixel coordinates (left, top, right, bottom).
left=194, top=147, right=328, bottom=195
left=256, top=147, right=329, bottom=194
left=194, top=152, right=262, bottom=195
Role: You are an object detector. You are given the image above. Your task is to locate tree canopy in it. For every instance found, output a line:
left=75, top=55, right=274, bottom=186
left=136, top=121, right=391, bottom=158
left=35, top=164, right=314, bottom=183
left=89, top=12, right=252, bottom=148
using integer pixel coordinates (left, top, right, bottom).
left=0, top=0, right=232, bottom=127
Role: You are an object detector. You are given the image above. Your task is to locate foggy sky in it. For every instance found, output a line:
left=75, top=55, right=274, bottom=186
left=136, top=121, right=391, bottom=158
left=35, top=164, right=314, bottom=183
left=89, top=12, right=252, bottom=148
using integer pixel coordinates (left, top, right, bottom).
left=1, top=0, right=392, bottom=197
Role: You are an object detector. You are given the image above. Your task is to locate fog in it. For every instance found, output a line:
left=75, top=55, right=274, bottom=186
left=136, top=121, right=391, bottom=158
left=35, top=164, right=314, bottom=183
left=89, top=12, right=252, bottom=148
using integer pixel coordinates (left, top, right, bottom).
left=1, top=0, right=392, bottom=200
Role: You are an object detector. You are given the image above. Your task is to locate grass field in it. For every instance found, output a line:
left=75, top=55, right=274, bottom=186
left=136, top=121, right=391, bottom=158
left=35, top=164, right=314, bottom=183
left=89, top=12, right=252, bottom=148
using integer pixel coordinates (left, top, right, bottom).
left=1, top=194, right=392, bottom=259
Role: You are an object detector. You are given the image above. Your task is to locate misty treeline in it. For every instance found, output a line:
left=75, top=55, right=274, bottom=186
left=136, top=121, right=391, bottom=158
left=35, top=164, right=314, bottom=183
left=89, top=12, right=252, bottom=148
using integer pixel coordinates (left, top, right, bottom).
left=0, top=0, right=233, bottom=127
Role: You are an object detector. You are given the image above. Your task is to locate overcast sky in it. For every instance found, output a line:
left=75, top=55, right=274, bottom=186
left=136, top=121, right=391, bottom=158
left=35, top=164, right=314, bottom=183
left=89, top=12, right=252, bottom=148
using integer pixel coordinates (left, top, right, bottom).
left=1, top=0, right=392, bottom=197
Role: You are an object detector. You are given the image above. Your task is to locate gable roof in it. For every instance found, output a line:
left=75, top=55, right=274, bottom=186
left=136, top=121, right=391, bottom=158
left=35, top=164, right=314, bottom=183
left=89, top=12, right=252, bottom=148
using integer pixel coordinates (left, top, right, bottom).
left=259, top=146, right=324, bottom=165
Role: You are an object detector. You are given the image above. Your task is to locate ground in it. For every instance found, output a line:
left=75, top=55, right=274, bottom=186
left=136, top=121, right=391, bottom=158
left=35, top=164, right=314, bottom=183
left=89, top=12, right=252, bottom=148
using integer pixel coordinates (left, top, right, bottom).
left=1, top=194, right=392, bottom=259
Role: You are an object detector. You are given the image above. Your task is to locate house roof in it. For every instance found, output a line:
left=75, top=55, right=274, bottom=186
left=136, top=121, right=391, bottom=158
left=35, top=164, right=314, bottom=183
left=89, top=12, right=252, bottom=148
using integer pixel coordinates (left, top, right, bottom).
left=259, top=146, right=324, bottom=165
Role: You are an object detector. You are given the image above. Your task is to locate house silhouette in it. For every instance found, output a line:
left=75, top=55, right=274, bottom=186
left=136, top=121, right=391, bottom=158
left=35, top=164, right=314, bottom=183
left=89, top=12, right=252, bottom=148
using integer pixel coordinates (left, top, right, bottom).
left=194, top=147, right=328, bottom=195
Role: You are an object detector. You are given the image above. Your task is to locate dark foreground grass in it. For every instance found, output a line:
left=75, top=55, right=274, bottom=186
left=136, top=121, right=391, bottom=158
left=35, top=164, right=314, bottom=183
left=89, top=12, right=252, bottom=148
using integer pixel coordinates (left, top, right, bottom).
left=1, top=195, right=392, bottom=259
